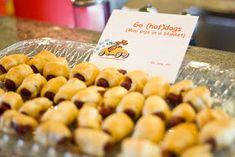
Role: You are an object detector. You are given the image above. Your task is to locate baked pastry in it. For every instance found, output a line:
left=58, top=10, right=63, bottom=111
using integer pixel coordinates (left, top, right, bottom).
left=120, top=70, right=148, bottom=92
left=181, top=144, right=213, bottom=157
left=167, top=80, right=194, bottom=108
left=19, top=97, right=53, bottom=119
left=142, top=96, right=171, bottom=121
left=70, top=62, right=100, bottom=86
left=162, top=123, right=198, bottom=156
left=34, top=121, right=72, bottom=146
left=4, top=64, right=34, bottom=90
left=143, top=76, right=170, bottom=98
left=102, top=112, right=134, bottom=143
left=199, top=118, right=235, bottom=151
left=74, top=128, right=112, bottom=156
left=100, top=86, right=128, bottom=118
left=34, top=50, right=57, bottom=60
left=0, top=54, right=29, bottom=74
left=132, top=115, right=165, bottom=143
left=17, top=73, right=47, bottom=98
left=77, top=105, right=102, bottom=129
left=43, top=57, right=70, bottom=80
left=40, top=76, right=67, bottom=101
left=0, top=110, right=38, bottom=134
left=95, top=67, right=124, bottom=88
left=183, top=86, right=212, bottom=112
left=120, top=138, right=161, bottom=157
left=41, top=101, right=79, bottom=125
left=0, top=88, right=5, bottom=95
left=71, top=87, right=102, bottom=109
left=196, top=108, right=229, bottom=129
left=116, top=92, right=145, bottom=120
left=168, top=103, right=196, bottom=128
left=0, top=92, right=23, bottom=115
left=0, top=74, right=6, bottom=82
left=54, top=78, right=86, bottom=104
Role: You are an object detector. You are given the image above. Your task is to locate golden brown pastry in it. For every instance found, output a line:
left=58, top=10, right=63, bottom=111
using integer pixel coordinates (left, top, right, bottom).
left=183, top=86, right=212, bottom=112
left=0, top=92, right=23, bottom=115
left=77, top=105, right=102, bottom=129
left=132, top=115, right=165, bottom=143
left=199, top=118, right=235, bottom=151
left=142, top=96, right=171, bottom=121
left=0, top=88, right=5, bottom=95
left=40, top=76, right=67, bottom=101
left=120, top=138, right=161, bottom=157
left=74, top=128, right=112, bottom=156
left=167, top=80, right=194, bottom=107
left=180, top=144, right=213, bottom=157
left=4, top=64, right=34, bottom=90
left=19, top=97, right=53, bottom=119
left=196, top=108, right=229, bottom=129
left=0, top=54, right=29, bottom=74
left=102, top=112, right=134, bottom=143
left=120, top=70, right=148, bottom=92
left=71, top=87, right=102, bottom=109
left=116, top=92, right=145, bottom=120
left=0, top=74, right=6, bottom=82
left=34, top=50, right=57, bottom=60
left=162, top=123, right=198, bottom=156
left=34, top=121, right=72, bottom=146
left=143, top=76, right=170, bottom=98
left=70, top=62, right=100, bottom=85
left=41, top=101, right=79, bottom=125
left=95, top=67, right=124, bottom=88
left=0, top=110, right=38, bottom=134
left=43, top=57, right=70, bottom=80
left=17, top=73, right=47, bottom=98
left=100, top=86, right=128, bottom=118
left=168, top=103, right=196, bottom=128
left=54, top=78, right=86, bottom=104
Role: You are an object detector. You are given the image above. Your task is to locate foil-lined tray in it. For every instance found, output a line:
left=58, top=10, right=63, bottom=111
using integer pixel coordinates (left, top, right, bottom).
left=0, top=38, right=235, bottom=157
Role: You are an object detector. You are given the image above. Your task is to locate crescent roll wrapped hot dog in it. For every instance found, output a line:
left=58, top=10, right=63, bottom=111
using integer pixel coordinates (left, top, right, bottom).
left=143, top=76, right=170, bottom=98
left=74, top=128, right=112, bottom=156
left=95, top=67, right=124, bottom=88
left=0, top=110, right=38, bottom=134
left=100, top=86, right=128, bottom=118
left=41, top=101, right=78, bottom=125
left=41, top=76, right=67, bottom=101
left=35, top=121, right=72, bottom=146
left=0, top=54, right=29, bottom=74
left=132, top=115, right=165, bottom=143
left=0, top=92, right=23, bottom=115
left=17, top=73, right=47, bottom=98
left=70, top=62, right=100, bottom=86
left=54, top=78, right=86, bottom=104
left=181, top=144, right=213, bottom=157
left=120, top=70, right=148, bottom=92
left=19, top=97, right=53, bottom=119
left=102, top=113, right=134, bottom=143
left=142, top=96, right=171, bottom=121
left=4, top=64, right=34, bottom=91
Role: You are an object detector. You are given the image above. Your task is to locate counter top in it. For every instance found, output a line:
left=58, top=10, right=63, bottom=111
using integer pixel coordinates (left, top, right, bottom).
left=0, top=16, right=235, bottom=69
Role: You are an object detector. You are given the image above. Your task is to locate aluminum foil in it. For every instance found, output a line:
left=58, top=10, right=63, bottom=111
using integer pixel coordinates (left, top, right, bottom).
left=0, top=38, right=234, bottom=157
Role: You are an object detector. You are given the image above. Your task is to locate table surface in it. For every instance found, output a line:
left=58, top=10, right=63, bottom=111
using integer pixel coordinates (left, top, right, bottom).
left=0, top=16, right=235, bottom=70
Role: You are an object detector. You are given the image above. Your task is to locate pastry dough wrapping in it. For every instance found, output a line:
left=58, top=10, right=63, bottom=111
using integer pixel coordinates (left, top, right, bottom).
left=35, top=121, right=72, bottom=146
left=132, top=115, right=165, bottom=143
left=70, top=62, right=100, bottom=85
left=34, top=50, right=57, bottom=61
left=41, top=101, right=79, bottom=125
left=116, top=92, right=145, bottom=120
left=17, top=73, right=47, bottom=98
left=19, top=97, right=53, bottom=118
left=54, top=78, right=86, bottom=104
left=41, top=76, right=67, bottom=101
left=74, top=128, right=112, bottom=156
left=181, top=144, right=213, bottom=157
left=102, top=113, right=134, bottom=143
left=0, top=92, right=23, bottom=114
left=169, top=80, right=194, bottom=96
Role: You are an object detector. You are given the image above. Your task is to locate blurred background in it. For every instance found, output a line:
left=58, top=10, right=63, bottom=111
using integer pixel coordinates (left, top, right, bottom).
left=0, top=0, right=235, bottom=52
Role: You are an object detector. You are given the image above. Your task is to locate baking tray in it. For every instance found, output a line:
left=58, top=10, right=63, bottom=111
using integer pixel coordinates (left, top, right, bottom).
left=0, top=38, right=235, bottom=157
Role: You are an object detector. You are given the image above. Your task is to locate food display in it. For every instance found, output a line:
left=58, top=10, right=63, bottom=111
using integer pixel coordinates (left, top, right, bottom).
left=0, top=50, right=234, bottom=157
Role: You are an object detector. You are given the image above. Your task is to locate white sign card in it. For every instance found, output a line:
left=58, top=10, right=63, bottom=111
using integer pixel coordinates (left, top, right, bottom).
left=90, top=10, right=198, bottom=83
